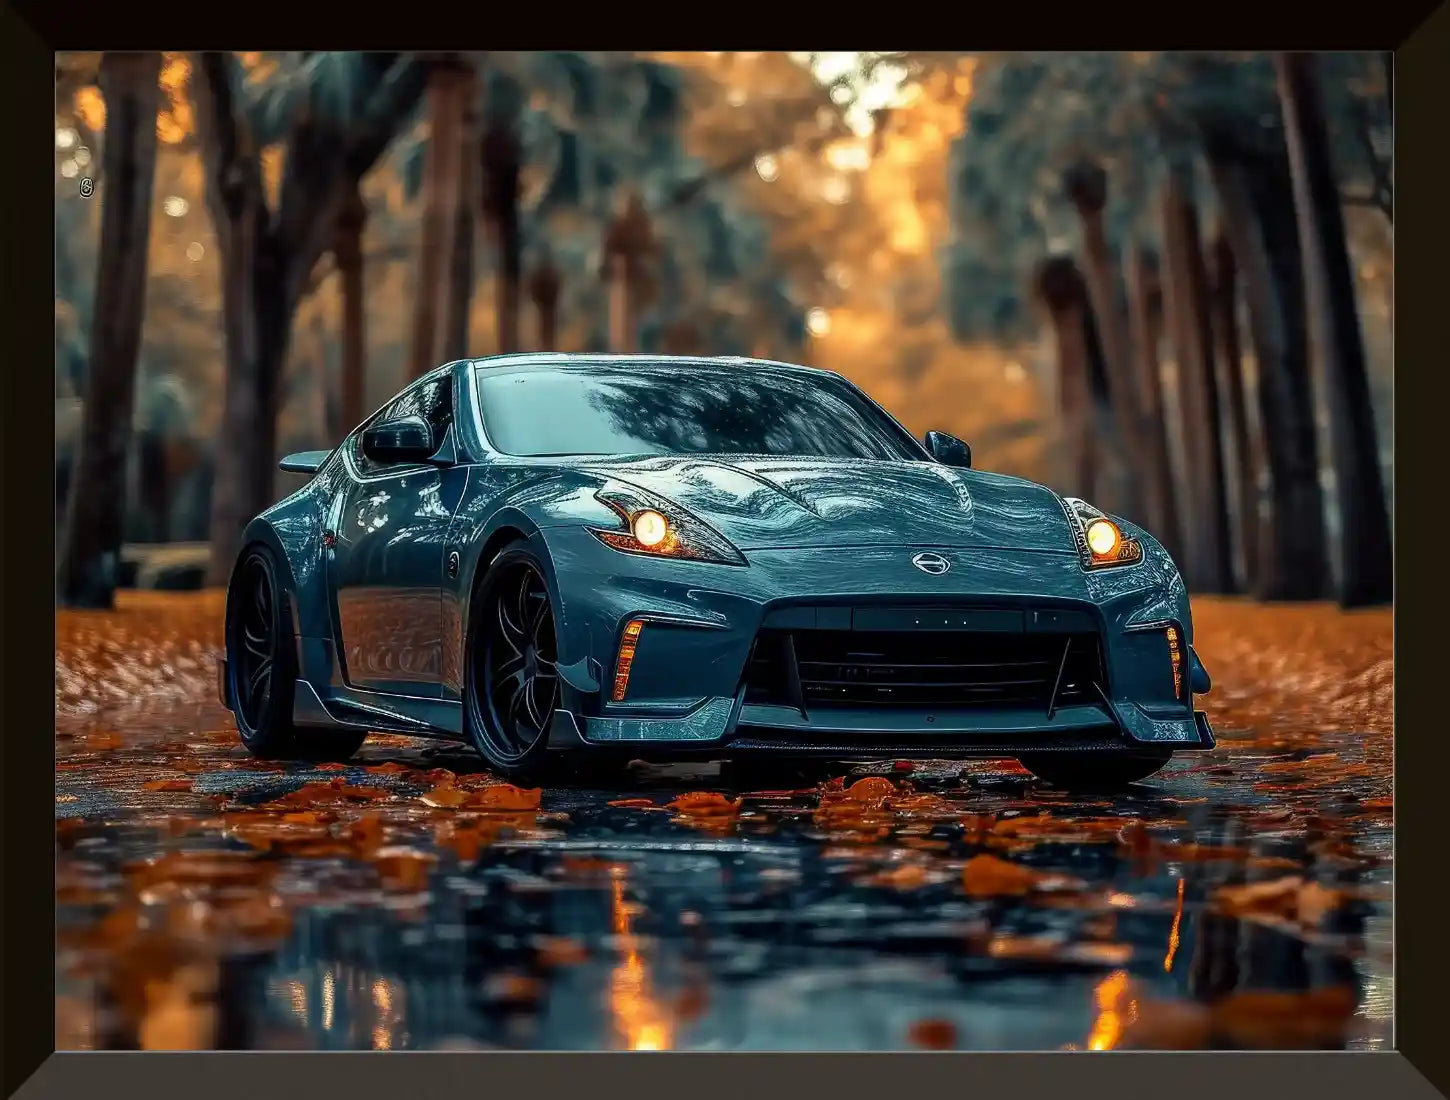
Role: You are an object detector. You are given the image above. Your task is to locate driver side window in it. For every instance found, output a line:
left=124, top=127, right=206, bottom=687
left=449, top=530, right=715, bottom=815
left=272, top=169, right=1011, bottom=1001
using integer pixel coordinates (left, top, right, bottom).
left=353, top=373, right=455, bottom=476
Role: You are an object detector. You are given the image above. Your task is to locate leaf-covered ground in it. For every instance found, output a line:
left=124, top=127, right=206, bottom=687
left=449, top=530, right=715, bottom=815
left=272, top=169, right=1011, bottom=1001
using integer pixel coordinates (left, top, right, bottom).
left=54, top=591, right=1392, bottom=1051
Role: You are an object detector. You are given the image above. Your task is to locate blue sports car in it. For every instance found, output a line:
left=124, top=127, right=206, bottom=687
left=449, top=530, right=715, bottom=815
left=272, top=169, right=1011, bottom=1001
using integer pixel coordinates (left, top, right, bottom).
left=219, top=354, right=1214, bottom=787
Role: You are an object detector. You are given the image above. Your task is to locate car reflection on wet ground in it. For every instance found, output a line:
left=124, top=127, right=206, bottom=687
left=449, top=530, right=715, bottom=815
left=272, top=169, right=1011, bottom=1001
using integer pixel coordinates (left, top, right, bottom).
left=54, top=592, right=1392, bottom=1051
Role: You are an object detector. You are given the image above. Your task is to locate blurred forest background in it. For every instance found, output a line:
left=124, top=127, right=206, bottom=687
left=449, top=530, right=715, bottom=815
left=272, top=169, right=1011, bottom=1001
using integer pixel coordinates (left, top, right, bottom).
left=53, top=51, right=1392, bottom=608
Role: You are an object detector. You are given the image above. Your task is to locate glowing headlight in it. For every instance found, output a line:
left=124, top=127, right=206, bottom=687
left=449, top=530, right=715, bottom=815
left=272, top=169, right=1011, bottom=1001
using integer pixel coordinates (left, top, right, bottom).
left=631, top=510, right=669, bottom=548
left=1086, top=518, right=1121, bottom=557
left=588, top=485, right=746, bottom=566
left=1061, top=497, right=1143, bottom=570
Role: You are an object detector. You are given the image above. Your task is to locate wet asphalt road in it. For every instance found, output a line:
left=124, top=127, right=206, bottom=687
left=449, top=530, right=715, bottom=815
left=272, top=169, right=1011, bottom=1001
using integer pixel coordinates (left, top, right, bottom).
left=54, top=592, right=1392, bottom=1051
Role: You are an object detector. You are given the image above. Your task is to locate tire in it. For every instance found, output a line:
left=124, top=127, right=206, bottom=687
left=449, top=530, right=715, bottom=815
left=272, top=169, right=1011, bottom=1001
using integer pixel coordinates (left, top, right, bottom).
left=1017, top=749, right=1172, bottom=790
left=463, top=543, right=562, bottom=781
left=226, top=543, right=366, bottom=763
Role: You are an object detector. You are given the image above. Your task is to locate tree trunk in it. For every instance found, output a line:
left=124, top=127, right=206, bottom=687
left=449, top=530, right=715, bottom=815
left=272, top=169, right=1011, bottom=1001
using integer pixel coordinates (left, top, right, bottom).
left=1123, top=247, right=1184, bottom=563
left=1206, top=230, right=1261, bottom=591
left=527, top=254, right=561, bottom=351
left=439, top=65, right=478, bottom=362
left=1035, top=257, right=1098, bottom=501
left=1082, top=305, right=1124, bottom=507
left=1158, top=169, right=1235, bottom=593
left=1063, top=162, right=1143, bottom=522
left=1276, top=52, right=1393, bottom=606
left=333, top=184, right=368, bottom=437
left=493, top=201, right=521, bottom=355
left=606, top=255, right=634, bottom=353
left=193, top=51, right=427, bottom=585
left=408, top=61, right=469, bottom=380
left=306, top=317, right=332, bottom=450
left=603, top=193, right=655, bottom=355
left=1203, top=145, right=1329, bottom=601
left=57, top=52, right=163, bottom=608
left=206, top=240, right=291, bottom=586
left=482, top=119, right=522, bottom=355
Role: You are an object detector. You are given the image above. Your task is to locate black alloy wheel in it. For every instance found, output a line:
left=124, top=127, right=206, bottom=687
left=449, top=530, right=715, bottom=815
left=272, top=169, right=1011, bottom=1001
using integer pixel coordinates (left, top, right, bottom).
left=227, top=544, right=365, bottom=762
left=234, top=551, right=278, bottom=732
left=469, top=556, right=561, bottom=769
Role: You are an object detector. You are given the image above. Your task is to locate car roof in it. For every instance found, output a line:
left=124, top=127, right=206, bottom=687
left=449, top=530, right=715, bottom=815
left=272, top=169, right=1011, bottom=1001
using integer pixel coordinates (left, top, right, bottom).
left=462, top=352, right=840, bottom=381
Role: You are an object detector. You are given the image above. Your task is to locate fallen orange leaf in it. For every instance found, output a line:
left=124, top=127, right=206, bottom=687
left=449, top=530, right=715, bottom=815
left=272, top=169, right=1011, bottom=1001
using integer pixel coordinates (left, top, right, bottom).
left=484, top=973, right=542, bottom=1005
left=1113, top=988, right=1213, bottom=1050
left=142, top=780, right=194, bottom=792
left=536, top=936, right=588, bottom=967
left=363, top=761, right=413, bottom=776
left=419, top=786, right=469, bottom=809
left=1214, top=875, right=1347, bottom=927
left=675, top=984, right=709, bottom=1022
left=1210, top=986, right=1356, bottom=1049
left=474, top=785, right=542, bottom=811
left=907, top=1018, right=957, bottom=1049
left=866, top=864, right=933, bottom=890
left=899, top=836, right=950, bottom=851
left=961, top=853, right=1085, bottom=898
left=372, top=847, right=437, bottom=893
left=666, top=792, right=742, bottom=816
left=343, top=813, right=384, bottom=856
left=844, top=776, right=895, bottom=803
left=993, top=935, right=1133, bottom=967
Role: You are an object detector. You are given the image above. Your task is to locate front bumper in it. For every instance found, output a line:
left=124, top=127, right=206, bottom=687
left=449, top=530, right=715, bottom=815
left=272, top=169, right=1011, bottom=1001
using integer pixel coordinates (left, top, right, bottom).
left=539, top=532, right=1214, bottom=759
left=545, top=702, right=1216, bottom=759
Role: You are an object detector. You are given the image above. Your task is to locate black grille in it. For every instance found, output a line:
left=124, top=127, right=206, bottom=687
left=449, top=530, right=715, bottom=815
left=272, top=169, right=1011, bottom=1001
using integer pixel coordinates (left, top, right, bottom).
left=744, top=627, right=1105, bottom=712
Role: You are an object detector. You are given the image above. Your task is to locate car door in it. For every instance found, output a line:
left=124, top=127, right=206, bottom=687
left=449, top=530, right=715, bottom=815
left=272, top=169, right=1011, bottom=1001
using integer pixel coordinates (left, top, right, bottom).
left=328, top=370, right=469, bottom=697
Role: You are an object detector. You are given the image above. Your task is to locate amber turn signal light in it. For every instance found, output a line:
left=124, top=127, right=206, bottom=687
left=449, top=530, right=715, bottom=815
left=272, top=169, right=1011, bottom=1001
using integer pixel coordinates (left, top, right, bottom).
left=612, top=619, right=646, bottom=702
left=1166, top=625, right=1184, bottom=699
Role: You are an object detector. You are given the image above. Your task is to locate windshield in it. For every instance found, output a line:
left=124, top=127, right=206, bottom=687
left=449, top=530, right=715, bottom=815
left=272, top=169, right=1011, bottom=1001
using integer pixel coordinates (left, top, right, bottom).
left=474, top=364, right=925, bottom=461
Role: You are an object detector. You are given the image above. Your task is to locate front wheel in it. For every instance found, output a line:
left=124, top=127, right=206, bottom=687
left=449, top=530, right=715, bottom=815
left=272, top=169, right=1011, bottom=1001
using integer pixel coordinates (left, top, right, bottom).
left=1017, top=749, right=1173, bottom=790
left=463, top=544, right=561, bottom=781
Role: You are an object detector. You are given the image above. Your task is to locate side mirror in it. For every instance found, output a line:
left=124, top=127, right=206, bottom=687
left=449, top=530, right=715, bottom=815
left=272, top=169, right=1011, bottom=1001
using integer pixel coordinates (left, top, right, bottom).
left=362, top=414, right=436, bottom=464
left=924, top=430, right=972, bottom=469
left=279, top=450, right=330, bottom=476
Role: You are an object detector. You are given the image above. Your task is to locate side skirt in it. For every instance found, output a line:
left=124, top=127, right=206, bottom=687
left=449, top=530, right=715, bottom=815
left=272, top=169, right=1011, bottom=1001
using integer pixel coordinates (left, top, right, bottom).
left=291, top=679, right=466, bottom=741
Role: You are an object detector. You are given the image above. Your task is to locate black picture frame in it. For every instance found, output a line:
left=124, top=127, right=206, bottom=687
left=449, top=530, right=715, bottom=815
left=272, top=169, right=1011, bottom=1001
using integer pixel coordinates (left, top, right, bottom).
left=11, top=7, right=1445, bottom=1097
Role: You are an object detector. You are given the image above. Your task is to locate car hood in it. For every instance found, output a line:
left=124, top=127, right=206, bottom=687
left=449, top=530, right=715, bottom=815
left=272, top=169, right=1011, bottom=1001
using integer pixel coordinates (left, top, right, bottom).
left=576, top=455, right=1078, bottom=552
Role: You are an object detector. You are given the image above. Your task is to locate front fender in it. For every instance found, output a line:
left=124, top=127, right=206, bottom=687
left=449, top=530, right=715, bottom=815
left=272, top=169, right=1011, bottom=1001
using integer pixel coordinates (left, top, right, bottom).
left=1097, top=517, right=1195, bottom=646
left=443, top=469, right=614, bottom=700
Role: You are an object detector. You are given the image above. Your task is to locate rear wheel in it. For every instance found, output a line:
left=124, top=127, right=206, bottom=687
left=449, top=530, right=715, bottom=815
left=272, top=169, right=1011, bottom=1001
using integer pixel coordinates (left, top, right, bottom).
left=227, top=544, right=365, bottom=762
left=464, top=545, right=561, bottom=780
left=1017, top=749, right=1172, bottom=789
